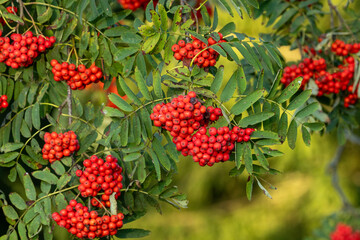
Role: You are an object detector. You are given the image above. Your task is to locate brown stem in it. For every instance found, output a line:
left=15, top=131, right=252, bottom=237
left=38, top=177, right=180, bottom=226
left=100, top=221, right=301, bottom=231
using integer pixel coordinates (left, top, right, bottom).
left=327, top=144, right=353, bottom=210
left=327, top=0, right=356, bottom=40
left=16, top=0, right=24, bottom=31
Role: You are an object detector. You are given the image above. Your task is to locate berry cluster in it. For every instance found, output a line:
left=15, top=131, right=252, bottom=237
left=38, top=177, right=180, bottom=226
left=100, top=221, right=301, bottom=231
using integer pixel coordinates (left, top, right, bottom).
left=175, top=126, right=254, bottom=166
left=331, top=40, right=360, bottom=56
left=76, top=155, right=123, bottom=208
left=50, top=60, right=103, bottom=90
left=281, top=58, right=327, bottom=88
left=150, top=91, right=222, bottom=138
left=330, top=223, right=360, bottom=240
left=151, top=92, right=254, bottom=167
left=42, top=131, right=80, bottom=163
left=171, top=34, right=226, bottom=68
left=282, top=40, right=359, bottom=108
left=0, top=31, right=56, bottom=69
left=0, top=6, right=18, bottom=25
left=0, top=95, right=9, bottom=110
left=117, top=0, right=152, bottom=10
left=52, top=200, right=124, bottom=239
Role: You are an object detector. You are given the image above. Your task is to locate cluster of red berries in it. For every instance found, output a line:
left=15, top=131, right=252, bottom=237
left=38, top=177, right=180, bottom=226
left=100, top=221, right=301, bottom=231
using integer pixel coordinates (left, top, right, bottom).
left=50, top=60, right=103, bottom=90
left=0, top=31, right=56, bottom=69
left=151, top=92, right=254, bottom=166
left=171, top=34, right=226, bottom=68
left=52, top=200, right=124, bottom=239
left=0, top=95, right=9, bottom=110
left=330, top=223, right=360, bottom=240
left=117, top=0, right=152, bottom=10
left=175, top=126, right=254, bottom=166
left=282, top=40, right=359, bottom=108
left=0, top=6, right=18, bottom=25
left=331, top=39, right=360, bottom=56
left=281, top=58, right=327, bottom=88
left=76, top=155, right=123, bottom=208
left=42, top=131, right=80, bottom=163
left=150, top=91, right=222, bottom=138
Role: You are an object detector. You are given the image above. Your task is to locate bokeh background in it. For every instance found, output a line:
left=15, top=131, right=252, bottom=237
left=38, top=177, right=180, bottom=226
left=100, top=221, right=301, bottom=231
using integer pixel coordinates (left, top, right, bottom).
left=1, top=0, right=360, bottom=239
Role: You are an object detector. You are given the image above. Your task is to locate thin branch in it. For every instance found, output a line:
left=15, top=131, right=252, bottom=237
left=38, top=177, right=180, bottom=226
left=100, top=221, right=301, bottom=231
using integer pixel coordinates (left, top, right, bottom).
left=327, top=0, right=356, bottom=40
left=326, top=144, right=353, bottom=210
left=16, top=0, right=24, bottom=31
left=328, top=0, right=334, bottom=30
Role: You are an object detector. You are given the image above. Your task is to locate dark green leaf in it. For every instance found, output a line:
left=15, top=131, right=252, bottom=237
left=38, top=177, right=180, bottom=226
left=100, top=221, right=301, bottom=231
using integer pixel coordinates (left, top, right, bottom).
left=108, top=93, right=133, bottom=112
left=276, top=77, right=302, bottom=104
left=287, top=90, right=312, bottom=111
left=254, top=145, right=269, bottom=170
left=287, top=119, right=297, bottom=149
left=23, top=173, right=36, bottom=201
left=9, top=193, right=27, bottom=210
left=295, top=102, right=320, bottom=119
left=238, top=112, right=275, bottom=127
left=210, top=66, right=224, bottom=94
left=116, top=229, right=151, bottom=238
left=231, top=90, right=264, bottom=115
left=246, top=175, right=254, bottom=201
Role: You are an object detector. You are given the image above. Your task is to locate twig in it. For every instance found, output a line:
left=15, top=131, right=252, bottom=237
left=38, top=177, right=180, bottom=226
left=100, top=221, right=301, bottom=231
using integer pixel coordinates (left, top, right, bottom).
left=327, top=0, right=356, bottom=40
left=326, top=144, right=353, bottom=210
left=296, top=39, right=304, bottom=60
left=16, top=0, right=24, bottom=31
left=328, top=0, right=334, bottom=30
left=347, top=132, right=360, bottom=145
left=67, top=86, right=72, bottom=125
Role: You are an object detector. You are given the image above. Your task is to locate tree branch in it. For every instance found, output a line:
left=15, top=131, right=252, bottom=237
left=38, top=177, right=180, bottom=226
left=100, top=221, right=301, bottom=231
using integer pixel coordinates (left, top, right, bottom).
left=327, top=0, right=356, bottom=40
left=326, top=144, right=353, bottom=210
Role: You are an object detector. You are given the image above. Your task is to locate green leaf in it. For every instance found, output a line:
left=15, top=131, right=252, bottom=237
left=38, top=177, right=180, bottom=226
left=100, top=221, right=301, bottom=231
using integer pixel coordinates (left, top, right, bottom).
left=246, top=175, right=254, bottom=201
left=263, top=43, right=282, bottom=68
left=136, top=156, right=146, bottom=183
left=116, top=229, right=151, bottom=238
left=267, top=69, right=283, bottom=99
left=254, top=145, right=269, bottom=170
left=18, top=221, right=27, bottom=240
left=235, top=143, right=245, bottom=169
left=287, top=90, right=312, bottom=111
left=220, top=42, right=241, bottom=65
left=38, top=6, right=53, bottom=24
left=118, top=118, right=129, bottom=147
left=255, top=177, right=273, bottom=199
left=251, top=131, right=279, bottom=139
left=124, top=153, right=141, bottom=162
left=103, top=107, right=125, bottom=118
left=238, top=112, right=275, bottom=127
left=148, top=149, right=161, bottom=181
left=231, top=90, right=264, bottom=115
left=135, top=67, right=152, bottom=100
left=295, top=102, right=320, bottom=119
left=0, top=152, right=19, bottom=164
left=23, top=173, right=36, bottom=201
left=210, top=66, right=224, bottom=94
left=142, top=33, right=161, bottom=53
left=278, top=112, right=288, bottom=143
left=303, top=122, right=325, bottom=131
left=218, top=0, right=234, bottom=17
left=99, top=0, right=112, bottom=17
left=9, top=193, right=27, bottom=210
left=276, top=77, right=302, bottom=104
left=244, top=142, right=253, bottom=174
left=200, top=5, right=211, bottom=26
left=237, top=65, right=247, bottom=94
left=301, top=125, right=311, bottom=146
left=229, top=165, right=245, bottom=177
left=2, top=205, right=18, bottom=220
left=118, top=76, right=142, bottom=105
left=287, top=119, right=297, bottom=149
left=2, top=11, right=23, bottom=24
left=219, top=22, right=235, bottom=36
left=78, top=131, right=98, bottom=154
left=273, top=8, right=297, bottom=29
left=32, top=169, right=58, bottom=185
left=256, top=139, right=282, bottom=146
left=153, top=137, right=171, bottom=171
left=113, top=47, right=139, bottom=62
left=108, top=93, right=133, bottom=112
left=220, top=69, right=237, bottom=103
left=1, top=143, right=23, bottom=153
left=233, top=42, right=260, bottom=71
left=56, top=174, right=71, bottom=190
left=253, top=42, right=274, bottom=74
left=32, top=103, right=41, bottom=130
